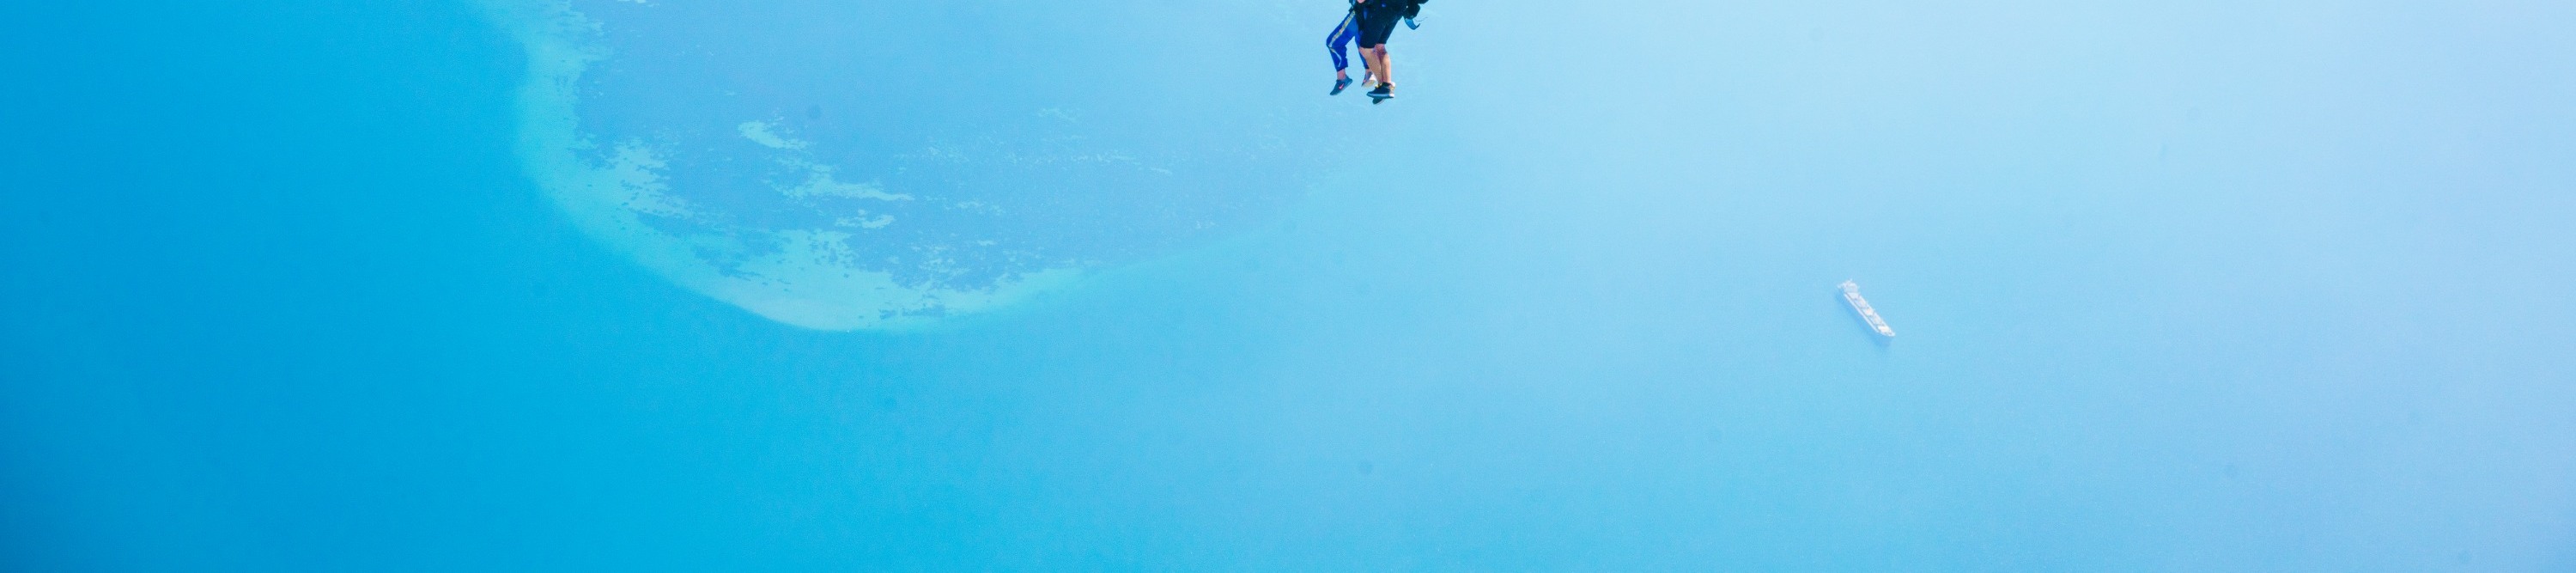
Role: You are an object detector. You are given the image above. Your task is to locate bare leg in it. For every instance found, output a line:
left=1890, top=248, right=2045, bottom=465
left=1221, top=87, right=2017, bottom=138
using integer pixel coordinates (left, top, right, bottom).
left=1364, top=46, right=1393, bottom=87
left=1358, top=48, right=1381, bottom=88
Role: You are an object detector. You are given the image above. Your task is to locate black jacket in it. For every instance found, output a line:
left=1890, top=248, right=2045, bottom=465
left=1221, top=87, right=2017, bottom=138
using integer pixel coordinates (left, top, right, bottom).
left=1352, top=0, right=1427, bottom=19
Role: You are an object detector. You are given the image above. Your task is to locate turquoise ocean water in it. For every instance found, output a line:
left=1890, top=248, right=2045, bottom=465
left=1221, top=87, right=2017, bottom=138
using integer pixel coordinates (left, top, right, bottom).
left=5, top=1, right=2574, bottom=570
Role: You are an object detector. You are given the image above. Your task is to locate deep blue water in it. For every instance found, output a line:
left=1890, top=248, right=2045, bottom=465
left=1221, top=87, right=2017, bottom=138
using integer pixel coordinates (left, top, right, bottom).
left=5, top=1, right=2575, bottom=570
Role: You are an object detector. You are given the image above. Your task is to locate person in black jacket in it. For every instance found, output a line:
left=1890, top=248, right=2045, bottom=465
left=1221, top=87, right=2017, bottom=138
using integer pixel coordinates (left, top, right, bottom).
left=1347, top=0, right=1423, bottom=101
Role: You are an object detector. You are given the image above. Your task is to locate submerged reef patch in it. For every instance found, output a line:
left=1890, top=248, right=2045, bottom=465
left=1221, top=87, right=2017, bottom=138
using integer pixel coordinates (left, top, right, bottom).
left=478, top=0, right=1322, bottom=329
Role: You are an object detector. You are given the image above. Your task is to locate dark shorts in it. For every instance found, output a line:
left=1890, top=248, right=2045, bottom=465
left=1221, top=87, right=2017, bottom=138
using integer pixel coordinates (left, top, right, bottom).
left=1355, top=4, right=1403, bottom=48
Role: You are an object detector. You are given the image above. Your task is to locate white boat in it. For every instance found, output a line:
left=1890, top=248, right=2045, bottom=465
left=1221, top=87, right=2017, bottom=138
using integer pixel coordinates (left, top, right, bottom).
left=1839, top=281, right=1895, bottom=337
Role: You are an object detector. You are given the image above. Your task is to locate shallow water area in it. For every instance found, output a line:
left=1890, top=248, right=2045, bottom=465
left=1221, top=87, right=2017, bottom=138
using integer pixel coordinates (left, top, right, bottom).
left=485, top=0, right=1346, bottom=329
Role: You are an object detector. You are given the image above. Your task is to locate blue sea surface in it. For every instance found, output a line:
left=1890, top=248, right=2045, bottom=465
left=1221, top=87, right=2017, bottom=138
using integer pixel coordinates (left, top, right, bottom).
left=4, top=0, right=2574, bottom=570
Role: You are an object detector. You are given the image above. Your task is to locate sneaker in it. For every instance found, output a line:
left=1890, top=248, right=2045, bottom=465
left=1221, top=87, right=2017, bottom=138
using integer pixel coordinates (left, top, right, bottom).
left=1331, top=76, right=1353, bottom=95
left=1367, top=83, right=1394, bottom=101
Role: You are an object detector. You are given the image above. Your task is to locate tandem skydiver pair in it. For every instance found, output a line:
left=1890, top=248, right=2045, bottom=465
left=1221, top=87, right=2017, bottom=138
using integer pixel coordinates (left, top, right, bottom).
left=1326, top=0, right=1426, bottom=103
